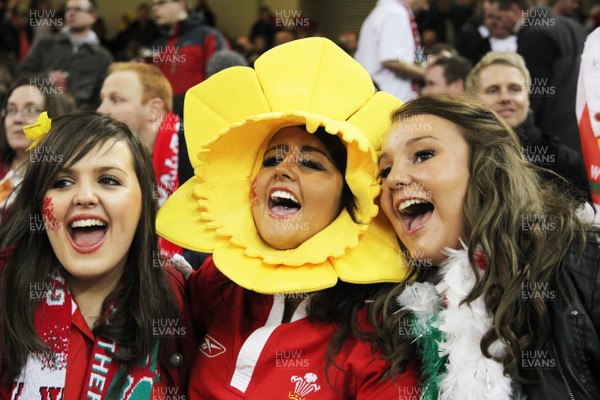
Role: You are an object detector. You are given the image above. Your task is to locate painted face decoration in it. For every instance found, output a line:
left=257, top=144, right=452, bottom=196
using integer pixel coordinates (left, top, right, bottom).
left=44, top=139, right=142, bottom=289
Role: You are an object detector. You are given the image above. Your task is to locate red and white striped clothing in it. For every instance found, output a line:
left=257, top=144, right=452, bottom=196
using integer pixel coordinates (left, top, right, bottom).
left=188, top=257, right=419, bottom=399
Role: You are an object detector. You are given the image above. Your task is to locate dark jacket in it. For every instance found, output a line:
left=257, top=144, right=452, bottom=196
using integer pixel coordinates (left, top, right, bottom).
left=516, top=112, right=589, bottom=200
left=17, top=31, right=113, bottom=110
left=522, top=230, right=600, bottom=399
left=517, top=10, right=586, bottom=153
left=456, top=16, right=491, bottom=66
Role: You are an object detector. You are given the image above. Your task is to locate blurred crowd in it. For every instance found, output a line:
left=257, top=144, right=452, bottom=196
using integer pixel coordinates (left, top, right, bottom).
left=0, top=0, right=598, bottom=214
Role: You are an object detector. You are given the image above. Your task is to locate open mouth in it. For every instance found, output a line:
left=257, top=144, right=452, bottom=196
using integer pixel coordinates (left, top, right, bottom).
left=398, top=199, right=434, bottom=232
left=268, top=189, right=301, bottom=217
left=68, top=218, right=108, bottom=254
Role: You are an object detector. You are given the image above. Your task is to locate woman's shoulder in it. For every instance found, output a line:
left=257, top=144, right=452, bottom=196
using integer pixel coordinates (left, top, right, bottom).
left=559, top=228, right=600, bottom=288
left=188, top=255, right=240, bottom=296
left=561, top=228, right=600, bottom=280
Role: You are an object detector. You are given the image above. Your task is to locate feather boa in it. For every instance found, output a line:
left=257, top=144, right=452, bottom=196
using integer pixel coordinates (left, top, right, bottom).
left=397, top=244, right=519, bottom=400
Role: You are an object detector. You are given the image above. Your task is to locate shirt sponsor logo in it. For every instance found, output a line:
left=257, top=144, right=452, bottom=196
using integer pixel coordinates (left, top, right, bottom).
left=200, top=335, right=226, bottom=358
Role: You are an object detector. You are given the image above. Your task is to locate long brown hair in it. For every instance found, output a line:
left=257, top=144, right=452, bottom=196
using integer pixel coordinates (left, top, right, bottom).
left=0, top=112, right=179, bottom=392
left=383, top=94, right=587, bottom=379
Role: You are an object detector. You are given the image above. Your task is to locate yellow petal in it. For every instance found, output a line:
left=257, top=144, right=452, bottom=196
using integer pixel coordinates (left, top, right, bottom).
left=183, top=67, right=271, bottom=168
left=213, top=242, right=339, bottom=294
left=24, top=111, right=51, bottom=151
left=254, top=37, right=375, bottom=121
left=157, top=38, right=408, bottom=293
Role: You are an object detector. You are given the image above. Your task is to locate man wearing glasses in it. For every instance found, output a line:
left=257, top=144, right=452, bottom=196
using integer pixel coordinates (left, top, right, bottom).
left=16, top=0, right=112, bottom=111
left=151, top=0, right=227, bottom=182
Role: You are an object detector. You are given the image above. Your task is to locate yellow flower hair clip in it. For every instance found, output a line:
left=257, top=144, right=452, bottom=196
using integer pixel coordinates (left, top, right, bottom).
left=23, top=111, right=51, bottom=151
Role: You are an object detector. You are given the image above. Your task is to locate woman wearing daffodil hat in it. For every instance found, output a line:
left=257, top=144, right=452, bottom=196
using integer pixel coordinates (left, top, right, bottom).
left=157, top=38, right=419, bottom=398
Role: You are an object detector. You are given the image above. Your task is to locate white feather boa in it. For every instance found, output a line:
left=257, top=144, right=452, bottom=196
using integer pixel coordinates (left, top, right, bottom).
left=397, top=244, right=521, bottom=400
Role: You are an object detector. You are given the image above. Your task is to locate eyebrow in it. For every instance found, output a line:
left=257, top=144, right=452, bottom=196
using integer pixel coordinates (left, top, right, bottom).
left=59, top=166, right=128, bottom=175
left=7, top=101, right=42, bottom=107
left=484, top=84, right=500, bottom=89
left=378, top=135, right=442, bottom=161
left=406, top=135, right=443, bottom=146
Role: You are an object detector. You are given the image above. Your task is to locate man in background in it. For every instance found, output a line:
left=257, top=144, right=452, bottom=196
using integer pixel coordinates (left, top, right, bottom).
left=17, top=0, right=112, bottom=110
left=490, top=0, right=586, bottom=153
left=98, top=62, right=178, bottom=210
left=151, top=0, right=227, bottom=182
left=151, top=0, right=226, bottom=118
left=98, top=61, right=181, bottom=255
left=354, top=0, right=429, bottom=101
left=422, top=55, right=472, bottom=94
left=467, top=51, right=588, bottom=198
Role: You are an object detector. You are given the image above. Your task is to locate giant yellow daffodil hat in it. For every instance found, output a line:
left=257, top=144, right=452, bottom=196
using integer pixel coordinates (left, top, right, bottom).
left=157, top=37, right=409, bottom=294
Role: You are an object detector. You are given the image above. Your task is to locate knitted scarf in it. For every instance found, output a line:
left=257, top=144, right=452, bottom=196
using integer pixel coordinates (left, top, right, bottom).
left=397, top=245, right=518, bottom=399
left=11, top=269, right=158, bottom=400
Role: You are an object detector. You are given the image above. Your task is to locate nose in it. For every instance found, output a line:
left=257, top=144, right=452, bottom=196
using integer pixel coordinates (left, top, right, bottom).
left=273, top=154, right=298, bottom=180
left=72, top=181, right=98, bottom=207
left=8, top=112, right=29, bottom=125
left=384, top=163, right=412, bottom=190
left=97, top=100, right=109, bottom=115
left=498, top=87, right=511, bottom=103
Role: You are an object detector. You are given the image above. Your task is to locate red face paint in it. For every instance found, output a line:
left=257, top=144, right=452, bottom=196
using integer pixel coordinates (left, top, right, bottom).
left=250, top=177, right=259, bottom=207
left=42, top=196, right=61, bottom=231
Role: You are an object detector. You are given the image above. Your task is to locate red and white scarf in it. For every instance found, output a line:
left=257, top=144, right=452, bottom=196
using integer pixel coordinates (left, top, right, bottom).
left=153, top=112, right=179, bottom=209
left=154, top=112, right=182, bottom=256
left=11, top=269, right=158, bottom=400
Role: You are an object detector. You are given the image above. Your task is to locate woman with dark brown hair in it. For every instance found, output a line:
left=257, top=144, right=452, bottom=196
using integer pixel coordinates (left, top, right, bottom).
left=0, top=111, right=195, bottom=399
left=157, top=37, right=420, bottom=399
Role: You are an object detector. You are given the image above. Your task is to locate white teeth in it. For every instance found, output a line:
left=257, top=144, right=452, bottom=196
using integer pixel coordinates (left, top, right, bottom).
left=271, top=190, right=299, bottom=204
left=398, top=199, right=428, bottom=212
left=70, top=219, right=106, bottom=228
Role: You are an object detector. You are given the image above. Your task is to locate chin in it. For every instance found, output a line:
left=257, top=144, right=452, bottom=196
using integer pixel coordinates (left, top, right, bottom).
left=265, top=237, right=300, bottom=250
left=260, top=228, right=305, bottom=250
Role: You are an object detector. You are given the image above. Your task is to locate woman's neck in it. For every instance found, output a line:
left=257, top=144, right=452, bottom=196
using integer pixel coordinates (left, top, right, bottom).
left=68, top=271, right=123, bottom=329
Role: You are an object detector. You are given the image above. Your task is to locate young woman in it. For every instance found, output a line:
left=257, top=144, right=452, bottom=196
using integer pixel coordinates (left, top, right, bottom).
left=156, top=37, right=419, bottom=398
left=0, top=76, right=74, bottom=213
left=0, top=111, right=195, bottom=399
left=378, top=94, right=598, bottom=399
